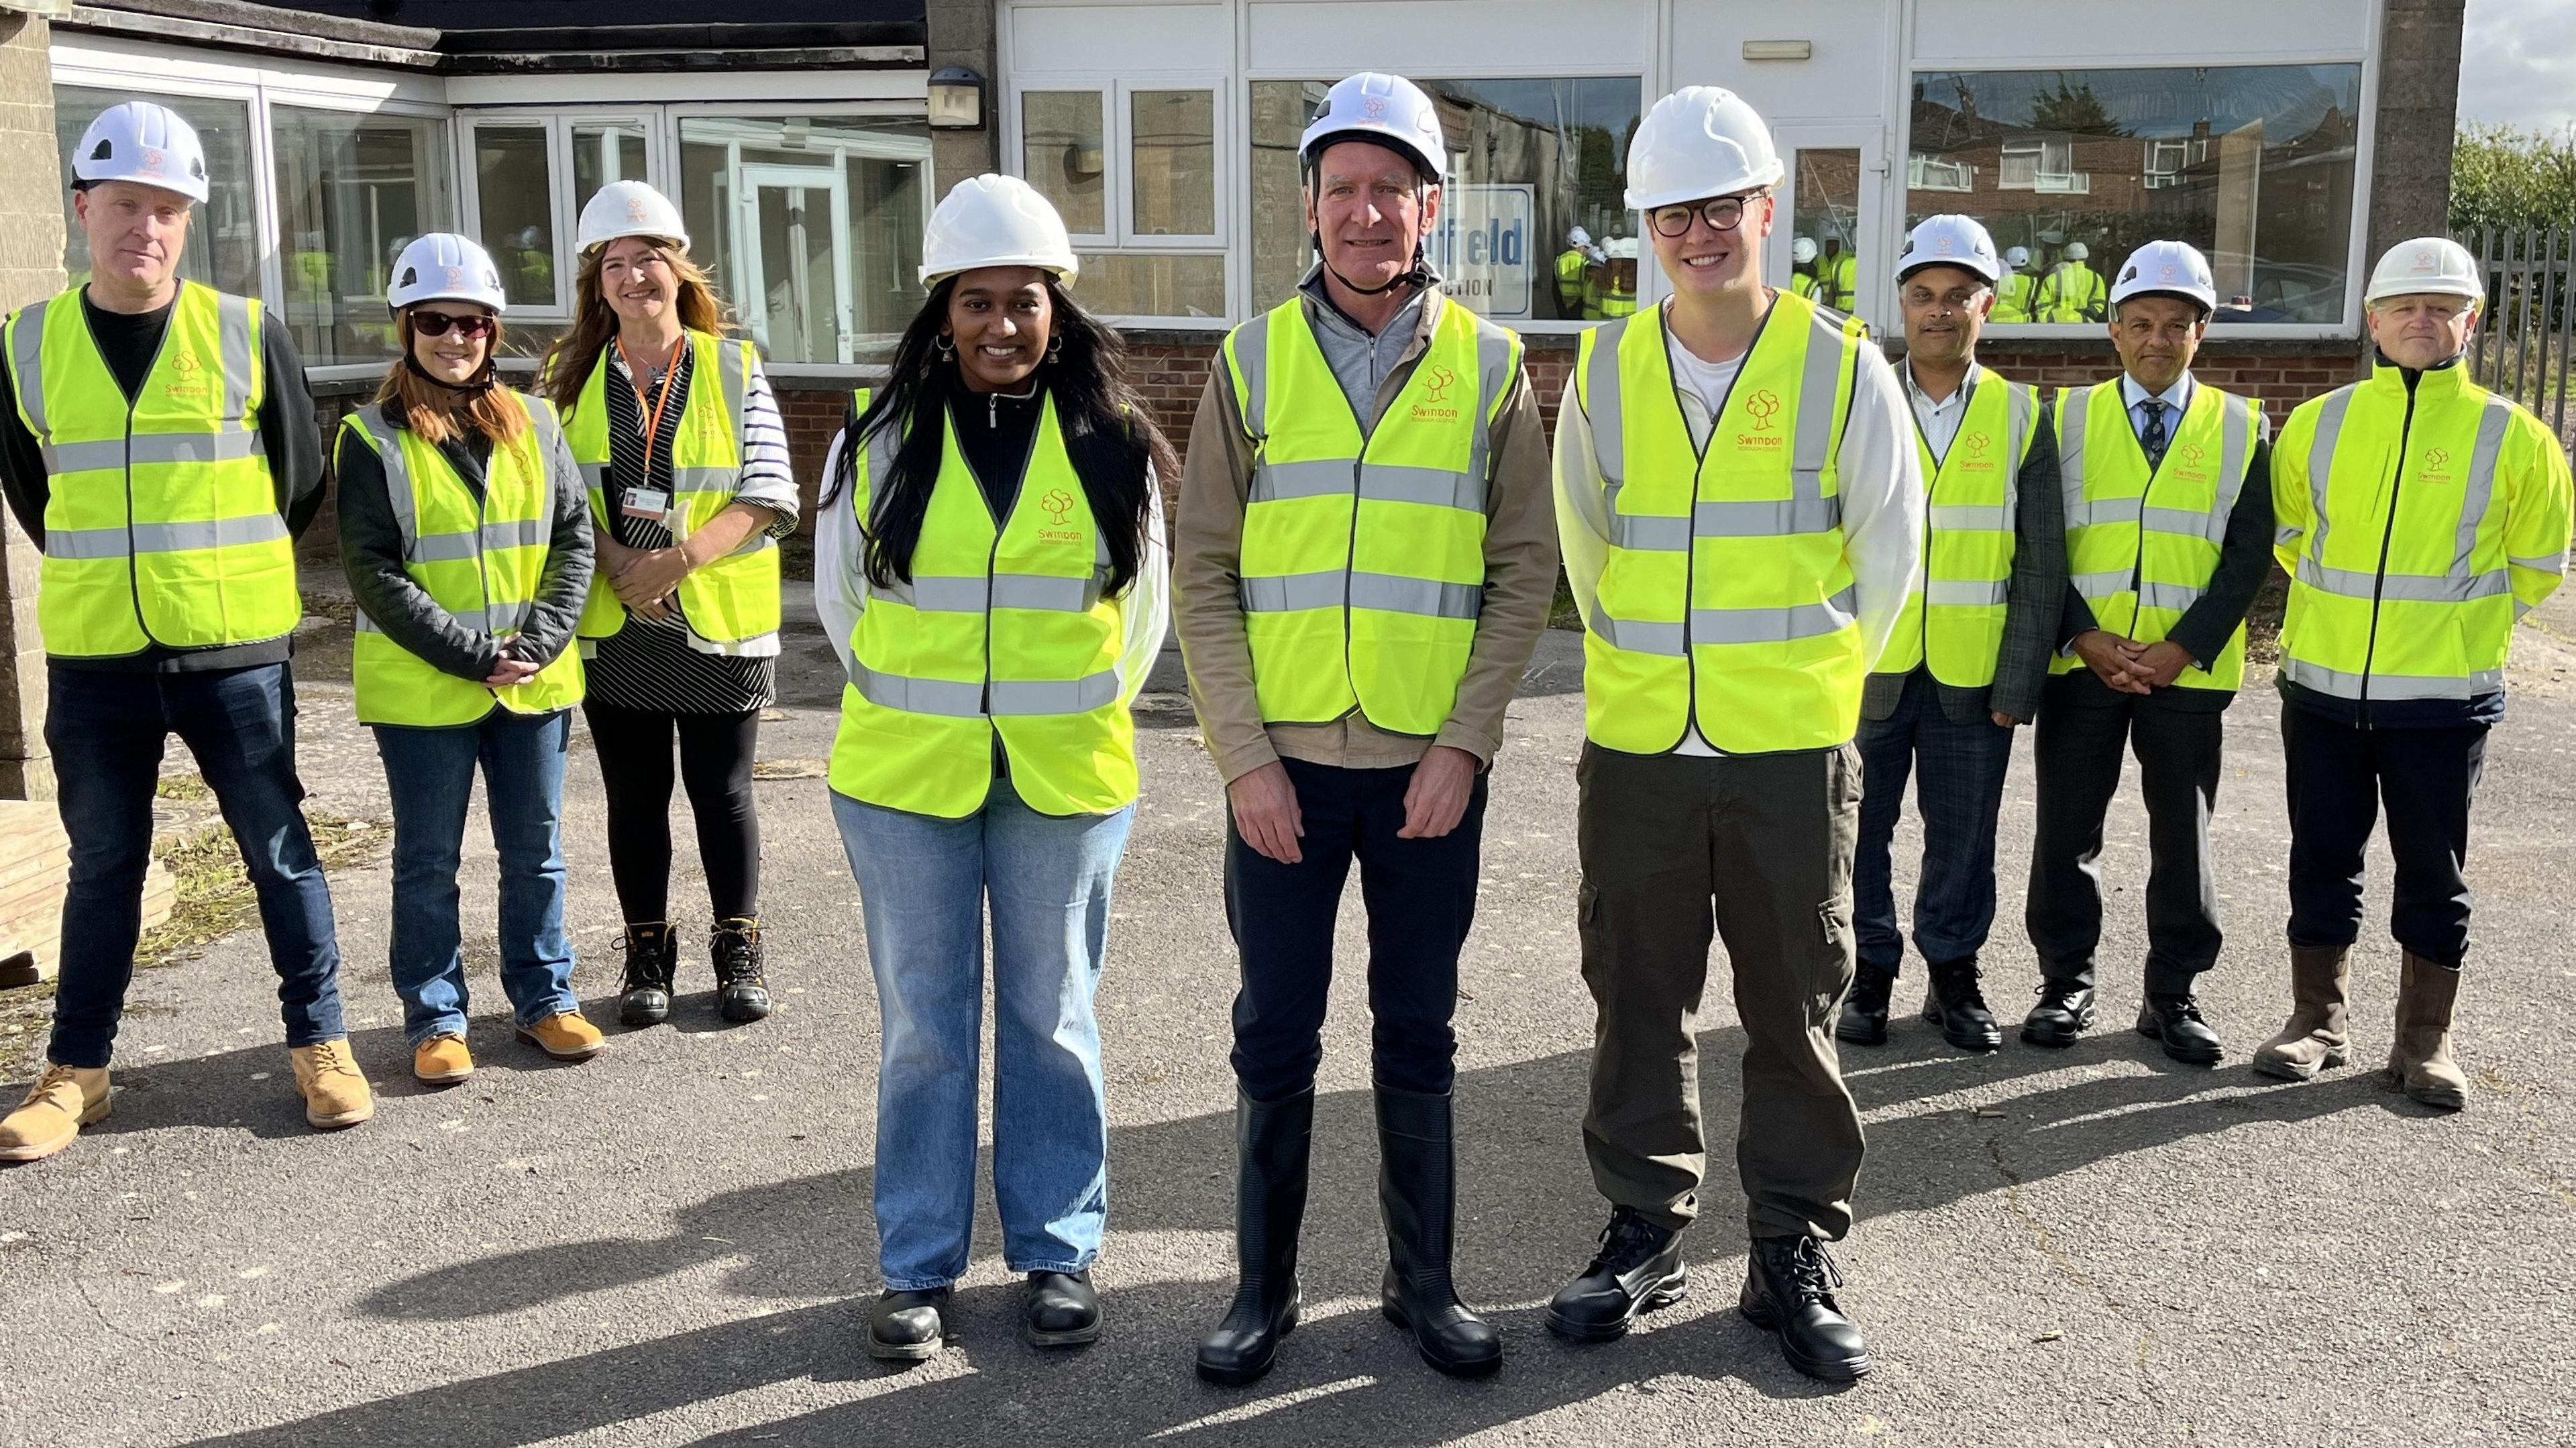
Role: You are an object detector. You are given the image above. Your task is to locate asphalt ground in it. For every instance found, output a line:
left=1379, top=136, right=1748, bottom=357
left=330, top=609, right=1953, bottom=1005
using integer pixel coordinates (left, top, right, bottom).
left=2, top=589, right=2573, bottom=1447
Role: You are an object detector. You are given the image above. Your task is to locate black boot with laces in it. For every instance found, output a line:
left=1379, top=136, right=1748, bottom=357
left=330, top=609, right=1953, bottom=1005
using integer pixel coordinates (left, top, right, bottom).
left=616, top=922, right=678, bottom=1027
left=1740, top=1235, right=1871, bottom=1382
left=710, top=917, right=771, bottom=1023
left=1544, top=1205, right=1688, bottom=1342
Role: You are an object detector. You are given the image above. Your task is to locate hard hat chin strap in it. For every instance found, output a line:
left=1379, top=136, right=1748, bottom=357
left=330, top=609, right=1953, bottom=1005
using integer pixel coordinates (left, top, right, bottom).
left=1308, top=175, right=1438, bottom=300
left=402, top=345, right=499, bottom=394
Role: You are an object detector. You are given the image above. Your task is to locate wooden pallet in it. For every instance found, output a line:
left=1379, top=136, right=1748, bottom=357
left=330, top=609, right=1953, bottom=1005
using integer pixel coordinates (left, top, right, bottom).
left=0, top=801, right=176, bottom=987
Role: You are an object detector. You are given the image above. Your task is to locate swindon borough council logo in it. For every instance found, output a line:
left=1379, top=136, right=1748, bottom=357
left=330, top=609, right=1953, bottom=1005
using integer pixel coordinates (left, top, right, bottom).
left=1409, top=364, right=1460, bottom=423
left=1038, top=486, right=1084, bottom=547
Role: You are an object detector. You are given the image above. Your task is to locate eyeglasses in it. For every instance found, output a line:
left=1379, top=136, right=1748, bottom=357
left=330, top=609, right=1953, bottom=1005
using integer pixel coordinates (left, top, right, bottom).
left=1648, top=194, right=1758, bottom=238
left=412, top=309, right=496, bottom=340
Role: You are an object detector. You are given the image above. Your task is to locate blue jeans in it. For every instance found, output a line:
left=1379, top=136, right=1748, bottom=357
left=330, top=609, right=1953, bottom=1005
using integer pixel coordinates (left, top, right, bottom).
left=44, top=663, right=345, bottom=1068
left=373, top=710, right=580, bottom=1046
left=1854, top=670, right=2017, bottom=978
left=832, top=780, right=1132, bottom=1292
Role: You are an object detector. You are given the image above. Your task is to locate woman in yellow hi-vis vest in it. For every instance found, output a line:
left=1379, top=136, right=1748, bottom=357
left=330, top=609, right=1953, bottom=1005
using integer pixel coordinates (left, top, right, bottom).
left=337, top=235, right=600, bottom=1085
left=813, top=175, right=1169, bottom=1363
left=541, top=181, right=800, bottom=1030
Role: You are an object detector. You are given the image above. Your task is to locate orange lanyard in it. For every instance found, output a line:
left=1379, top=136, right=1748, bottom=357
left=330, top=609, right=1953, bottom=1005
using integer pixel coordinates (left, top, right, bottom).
left=616, top=336, right=682, bottom=482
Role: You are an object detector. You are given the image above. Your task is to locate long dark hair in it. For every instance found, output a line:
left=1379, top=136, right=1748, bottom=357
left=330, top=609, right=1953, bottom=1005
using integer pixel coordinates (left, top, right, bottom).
left=823, top=274, right=1172, bottom=596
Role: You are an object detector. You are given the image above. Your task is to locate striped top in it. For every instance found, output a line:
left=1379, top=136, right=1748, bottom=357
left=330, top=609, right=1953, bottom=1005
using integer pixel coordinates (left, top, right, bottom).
left=583, top=339, right=800, bottom=715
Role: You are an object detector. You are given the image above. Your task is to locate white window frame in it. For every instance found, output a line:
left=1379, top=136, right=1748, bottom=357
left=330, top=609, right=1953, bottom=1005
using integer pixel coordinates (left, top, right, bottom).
left=456, top=109, right=664, bottom=324
left=1005, top=74, right=1230, bottom=329
left=1012, top=83, right=1117, bottom=245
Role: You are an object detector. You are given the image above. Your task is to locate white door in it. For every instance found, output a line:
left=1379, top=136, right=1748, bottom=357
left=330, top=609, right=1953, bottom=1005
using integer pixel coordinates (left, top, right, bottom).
left=737, top=163, right=856, bottom=364
left=1768, top=125, right=1887, bottom=333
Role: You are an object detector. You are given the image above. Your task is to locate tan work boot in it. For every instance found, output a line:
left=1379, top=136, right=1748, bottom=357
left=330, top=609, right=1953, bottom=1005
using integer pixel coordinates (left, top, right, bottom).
left=517, top=1011, right=604, bottom=1061
left=0, top=1064, right=113, bottom=1163
left=289, top=1039, right=376, bottom=1129
left=2388, top=950, right=2468, bottom=1111
left=2252, top=945, right=2351, bottom=1082
left=413, top=1034, right=474, bottom=1086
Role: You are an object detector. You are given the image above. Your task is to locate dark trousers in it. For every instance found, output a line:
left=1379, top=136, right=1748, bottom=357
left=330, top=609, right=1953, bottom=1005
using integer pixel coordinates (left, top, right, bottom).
left=1576, top=742, right=1865, bottom=1241
left=44, top=663, right=345, bottom=1068
left=1224, top=757, right=1487, bottom=1101
left=2025, top=674, right=2226, bottom=996
left=584, top=702, right=762, bottom=924
left=1854, top=671, right=2017, bottom=978
left=2283, top=704, right=2487, bottom=968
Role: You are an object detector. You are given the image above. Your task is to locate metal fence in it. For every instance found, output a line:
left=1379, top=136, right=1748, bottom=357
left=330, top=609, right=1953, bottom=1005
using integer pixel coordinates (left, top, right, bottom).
left=2456, top=227, right=2575, bottom=436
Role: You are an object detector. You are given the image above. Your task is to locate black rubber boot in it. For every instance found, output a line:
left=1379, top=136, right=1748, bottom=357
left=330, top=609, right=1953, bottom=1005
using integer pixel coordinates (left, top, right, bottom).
left=1375, top=1085, right=1502, bottom=1379
left=1196, top=1088, right=1312, bottom=1386
left=1921, top=959, right=2002, bottom=1052
left=616, top=922, right=678, bottom=1027
left=710, top=917, right=771, bottom=1023
left=1835, top=966, right=1894, bottom=1046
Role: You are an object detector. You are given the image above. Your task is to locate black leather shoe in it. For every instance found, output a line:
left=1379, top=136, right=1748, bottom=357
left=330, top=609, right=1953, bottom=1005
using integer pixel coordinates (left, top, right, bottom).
left=1197, top=1089, right=1311, bottom=1386
left=1739, top=1236, right=1871, bottom=1382
left=1835, top=968, right=1894, bottom=1046
left=616, top=922, right=676, bottom=1027
left=1544, top=1207, right=1688, bottom=1343
left=867, top=1287, right=949, bottom=1362
left=1921, top=959, right=2002, bottom=1052
left=1375, top=1087, right=1501, bottom=1378
left=2021, top=981, right=2096, bottom=1048
left=2137, top=993, right=2224, bottom=1065
left=1024, top=1270, right=1100, bottom=1347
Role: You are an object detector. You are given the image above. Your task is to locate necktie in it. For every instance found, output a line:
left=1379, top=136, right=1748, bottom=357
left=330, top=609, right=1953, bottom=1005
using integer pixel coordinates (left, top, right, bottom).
left=2137, top=399, right=2169, bottom=469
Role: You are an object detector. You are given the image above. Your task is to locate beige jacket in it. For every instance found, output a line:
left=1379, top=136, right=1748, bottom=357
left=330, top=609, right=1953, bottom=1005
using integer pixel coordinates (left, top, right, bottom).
left=1174, top=287, right=1558, bottom=784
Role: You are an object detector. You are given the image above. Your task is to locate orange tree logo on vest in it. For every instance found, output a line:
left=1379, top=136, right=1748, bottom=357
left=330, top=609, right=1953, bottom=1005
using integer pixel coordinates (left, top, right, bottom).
left=2420, top=446, right=2453, bottom=482
left=1736, top=388, right=1786, bottom=451
left=1963, top=431, right=1992, bottom=461
left=1411, top=364, right=1461, bottom=423
left=164, top=345, right=211, bottom=402
left=2174, top=441, right=2206, bottom=475
left=1037, top=486, right=1086, bottom=547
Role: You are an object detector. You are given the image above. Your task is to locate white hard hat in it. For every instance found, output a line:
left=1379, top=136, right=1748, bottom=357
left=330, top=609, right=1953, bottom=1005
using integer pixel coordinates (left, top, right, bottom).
left=2110, top=239, right=2218, bottom=313
left=1625, top=87, right=1783, bottom=211
left=2366, top=237, right=2483, bottom=309
left=1300, top=72, right=1447, bottom=184
left=577, top=180, right=688, bottom=255
left=72, top=101, right=210, bottom=205
left=1607, top=237, right=1640, bottom=260
left=2062, top=241, right=2090, bottom=262
left=2004, top=245, right=2033, bottom=269
left=388, top=233, right=508, bottom=315
left=919, top=174, right=1078, bottom=288
left=1792, top=237, right=1819, bottom=264
left=1568, top=225, right=1592, bottom=247
left=1895, top=214, right=2002, bottom=284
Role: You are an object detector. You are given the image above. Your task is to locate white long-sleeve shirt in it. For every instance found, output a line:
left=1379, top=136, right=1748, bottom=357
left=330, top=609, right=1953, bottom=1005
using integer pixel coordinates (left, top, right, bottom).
left=814, top=426, right=1169, bottom=713
left=1553, top=302, right=1927, bottom=754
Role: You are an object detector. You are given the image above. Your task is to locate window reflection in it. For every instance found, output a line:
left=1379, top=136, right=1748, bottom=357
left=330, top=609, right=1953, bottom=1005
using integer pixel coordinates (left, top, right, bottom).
left=272, top=107, right=445, bottom=366
left=53, top=85, right=262, bottom=300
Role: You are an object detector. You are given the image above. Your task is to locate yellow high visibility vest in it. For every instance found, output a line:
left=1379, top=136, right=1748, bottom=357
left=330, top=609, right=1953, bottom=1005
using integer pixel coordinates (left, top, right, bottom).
left=563, top=329, right=780, bottom=645
left=1575, top=291, right=1868, bottom=754
left=1823, top=252, right=1860, bottom=312
left=1219, top=294, right=1521, bottom=736
left=340, top=392, right=585, bottom=727
left=1790, top=273, right=1822, bottom=301
left=2051, top=379, right=2267, bottom=691
left=2040, top=264, right=2105, bottom=322
left=2273, top=360, right=2573, bottom=703
left=3, top=282, right=299, bottom=659
left=1877, top=374, right=2040, bottom=686
left=1556, top=249, right=1589, bottom=307
left=828, top=390, right=1136, bottom=819
left=1992, top=271, right=2039, bottom=323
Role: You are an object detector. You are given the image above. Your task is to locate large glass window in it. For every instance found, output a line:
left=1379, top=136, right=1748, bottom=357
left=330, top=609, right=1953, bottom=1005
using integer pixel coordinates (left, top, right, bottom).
left=1132, top=89, right=1215, bottom=237
left=52, top=85, right=261, bottom=298
left=676, top=115, right=931, bottom=365
left=1250, top=78, right=1640, bottom=323
left=1022, top=91, right=1107, bottom=236
left=1015, top=83, right=1223, bottom=321
left=474, top=125, right=557, bottom=310
left=1907, top=65, right=2363, bottom=325
left=572, top=123, right=649, bottom=204
left=271, top=107, right=445, bottom=367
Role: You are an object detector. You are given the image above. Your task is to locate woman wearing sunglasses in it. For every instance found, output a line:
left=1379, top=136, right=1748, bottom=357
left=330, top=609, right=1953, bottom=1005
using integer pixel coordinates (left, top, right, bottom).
left=814, top=175, right=1169, bottom=1359
left=541, top=181, right=800, bottom=1029
left=337, top=233, right=600, bottom=1084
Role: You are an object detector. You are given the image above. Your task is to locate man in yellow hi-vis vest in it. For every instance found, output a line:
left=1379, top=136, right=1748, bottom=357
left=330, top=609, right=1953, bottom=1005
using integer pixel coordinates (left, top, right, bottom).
left=0, top=101, right=368, bottom=1164
left=1836, top=216, right=2065, bottom=1055
left=2023, top=240, right=2275, bottom=1065
left=2038, top=241, right=2106, bottom=321
left=1177, top=71, right=1554, bottom=1388
left=2257, top=237, right=2571, bottom=1109
left=1549, top=86, right=1921, bottom=1384
left=1556, top=225, right=1600, bottom=318
left=1993, top=245, right=2041, bottom=322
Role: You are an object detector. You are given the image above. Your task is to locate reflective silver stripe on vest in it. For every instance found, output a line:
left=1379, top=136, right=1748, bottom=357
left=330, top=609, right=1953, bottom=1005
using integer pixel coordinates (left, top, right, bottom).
left=1931, top=505, right=2010, bottom=531
left=217, top=292, right=256, bottom=421
left=2066, top=496, right=2141, bottom=527
left=1464, top=320, right=1515, bottom=500
left=1585, top=317, right=1631, bottom=485
left=2137, top=581, right=2204, bottom=612
left=1586, top=609, right=1684, bottom=656
left=1368, top=463, right=1482, bottom=512
left=1232, top=313, right=1271, bottom=439
left=481, top=516, right=552, bottom=553
left=409, top=530, right=482, bottom=563
left=2513, top=549, right=2569, bottom=574
left=1695, top=498, right=1843, bottom=537
left=2303, top=385, right=2357, bottom=559
left=10, top=298, right=48, bottom=435
left=46, top=514, right=288, bottom=560
left=2071, top=569, right=2129, bottom=600
left=579, top=461, right=608, bottom=494
left=42, top=431, right=267, bottom=475
left=1248, top=457, right=1352, bottom=503
left=872, top=571, right=1102, bottom=614
left=353, top=408, right=427, bottom=559
left=853, top=664, right=1121, bottom=718
left=1790, top=313, right=1850, bottom=503
left=2279, top=656, right=2503, bottom=701
left=1240, top=569, right=1481, bottom=620
left=1609, top=513, right=1691, bottom=551
left=2144, top=504, right=2230, bottom=547
left=1927, top=578, right=2010, bottom=607
left=2296, top=555, right=2510, bottom=603
left=2004, top=381, right=2034, bottom=489
left=1690, top=588, right=1859, bottom=644
left=2057, top=383, right=2100, bottom=511
left=2459, top=394, right=2515, bottom=567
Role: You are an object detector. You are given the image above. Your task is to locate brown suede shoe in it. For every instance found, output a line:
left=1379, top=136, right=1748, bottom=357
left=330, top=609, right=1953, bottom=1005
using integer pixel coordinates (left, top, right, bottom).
left=2252, top=945, right=2351, bottom=1082
left=0, top=1064, right=112, bottom=1163
left=2389, top=950, right=2468, bottom=1111
left=516, top=1011, right=605, bottom=1061
left=413, top=1034, right=474, bottom=1086
left=289, top=1040, right=376, bottom=1129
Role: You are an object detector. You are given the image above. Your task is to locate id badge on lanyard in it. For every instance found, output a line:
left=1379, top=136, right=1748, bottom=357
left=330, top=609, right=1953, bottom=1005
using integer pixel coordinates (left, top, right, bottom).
left=617, top=337, right=685, bottom=531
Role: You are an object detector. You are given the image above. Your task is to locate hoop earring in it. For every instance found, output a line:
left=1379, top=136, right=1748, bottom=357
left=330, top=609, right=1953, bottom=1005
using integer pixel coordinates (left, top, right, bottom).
left=935, top=334, right=957, bottom=359
left=1045, top=337, right=1063, bottom=364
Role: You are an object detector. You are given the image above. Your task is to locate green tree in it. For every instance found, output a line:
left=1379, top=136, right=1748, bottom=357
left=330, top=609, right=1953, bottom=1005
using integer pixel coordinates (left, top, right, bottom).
left=2450, top=123, right=2576, bottom=230
left=2029, top=77, right=2123, bottom=136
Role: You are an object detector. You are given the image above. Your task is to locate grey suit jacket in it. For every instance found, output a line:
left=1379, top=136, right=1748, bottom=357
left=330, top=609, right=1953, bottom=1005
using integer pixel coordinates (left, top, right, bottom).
left=1861, top=382, right=2065, bottom=726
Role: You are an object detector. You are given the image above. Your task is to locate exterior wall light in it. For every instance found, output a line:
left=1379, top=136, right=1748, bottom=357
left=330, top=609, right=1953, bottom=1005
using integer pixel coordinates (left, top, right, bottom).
left=928, top=66, right=987, bottom=130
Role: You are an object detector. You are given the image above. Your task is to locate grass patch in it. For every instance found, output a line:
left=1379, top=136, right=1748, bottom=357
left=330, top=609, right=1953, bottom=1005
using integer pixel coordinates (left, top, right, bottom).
left=1550, top=571, right=1583, bottom=631
left=154, top=774, right=211, bottom=803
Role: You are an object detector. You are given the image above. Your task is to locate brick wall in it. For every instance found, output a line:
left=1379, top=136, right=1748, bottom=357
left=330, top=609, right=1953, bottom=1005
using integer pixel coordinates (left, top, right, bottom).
left=0, top=15, right=64, bottom=799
